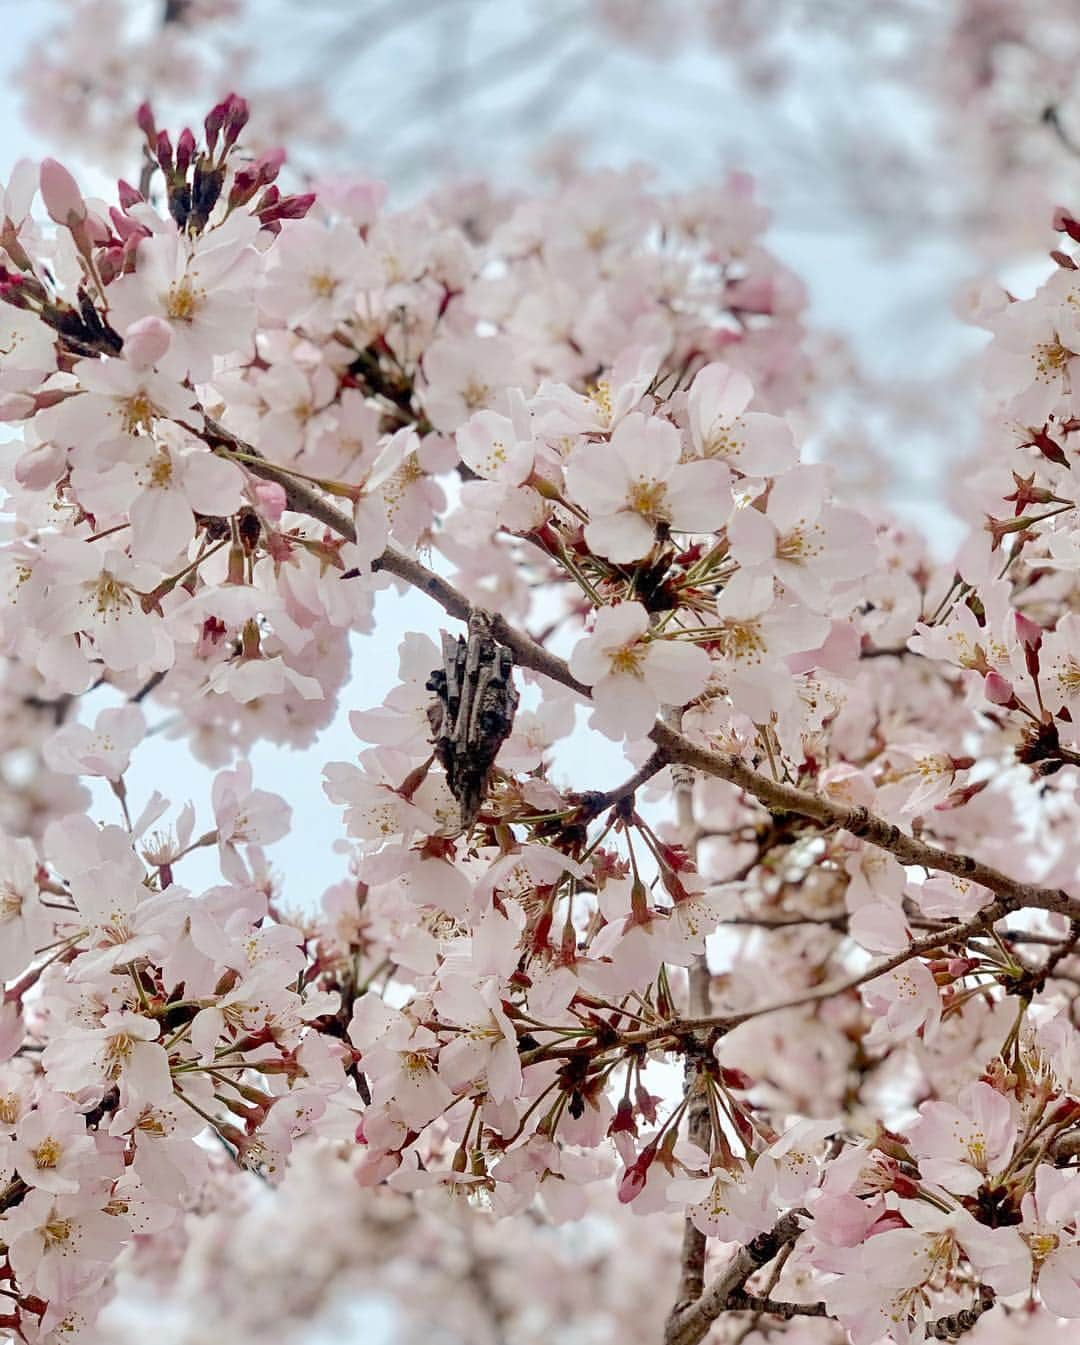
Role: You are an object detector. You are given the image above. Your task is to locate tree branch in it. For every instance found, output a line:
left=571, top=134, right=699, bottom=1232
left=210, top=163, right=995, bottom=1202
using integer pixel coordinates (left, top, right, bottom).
left=372, top=546, right=1080, bottom=925
left=665, top=1213, right=805, bottom=1345
left=724, top=1289, right=829, bottom=1318
left=203, top=420, right=359, bottom=545
left=223, top=457, right=1078, bottom=928
left=924, top=1288, right=995, bottom=1340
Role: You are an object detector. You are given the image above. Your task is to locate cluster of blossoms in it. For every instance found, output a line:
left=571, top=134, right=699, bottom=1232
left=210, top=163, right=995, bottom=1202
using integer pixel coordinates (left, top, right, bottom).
left=18, top=0, right=339, bottom=171
left=0, top=78, right=1077, bottom=1345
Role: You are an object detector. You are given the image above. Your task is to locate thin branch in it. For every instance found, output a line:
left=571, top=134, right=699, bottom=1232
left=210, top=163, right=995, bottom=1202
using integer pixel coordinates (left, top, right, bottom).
left=924, top=1288, right=996, bottom=1340
left=204, top=419, right=359, bottom=544
left=665, top=1213, right=805, bottom=1345
left=230, top=463, right=1080, bottom=927
left=580, top=750, right=668, bottom=817
left=677, top=904, right=1005, bottom=1039
left=725, top=1289, right=829, bottom=1318
left=649, top=720, right=1080, bottom=923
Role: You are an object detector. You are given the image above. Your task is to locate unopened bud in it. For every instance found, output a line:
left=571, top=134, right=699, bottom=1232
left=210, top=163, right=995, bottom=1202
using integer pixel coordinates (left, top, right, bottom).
left=1015, top=611, right=1043, bottom=650
left=39, top=159, right=86, bottom=227
left=984, top=670, right=1016, bottom=707
left=176, top=127, right=196, bottom=175
left=136, top=101, right=157, bottom=142
left=123, top=315, right=172, bottom=371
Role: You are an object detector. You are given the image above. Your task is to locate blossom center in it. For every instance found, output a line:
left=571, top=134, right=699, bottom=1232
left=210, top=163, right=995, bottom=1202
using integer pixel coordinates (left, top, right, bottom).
left=308, top=271, right=338, bottom=298
left=1056, top=657, right=1080, bottom=696
left=0, top=882, right=23, bottom=920
left=43, top=1214, right=74, bottom=1248
left=627, top=477, right=670, bottom=521
left=1034, top=340, right=1072, bottom=383
left=609, top=643, right=646, bottom=677
left=1025, top=1230, right=1061, bottom=1264
left=149, top=451, right=174, bottom=489
left=103, top=1031, right=135, bottom=1077
left=589, top=379, right=613, bottom=424
left=461, top=379, right=490, bottom=411
left=32, top=1136, right=63, bottom=1169
left=90, top=572, right=133, bottom=618
left=714, top=618, right=765, bottom=663
left=121, top=392, right=156, bottom=434
left=776, top=524, right=821, bottom=563
left=165, top=277, right=205, bottom=323
left=702, top=424, right=741, bottom=461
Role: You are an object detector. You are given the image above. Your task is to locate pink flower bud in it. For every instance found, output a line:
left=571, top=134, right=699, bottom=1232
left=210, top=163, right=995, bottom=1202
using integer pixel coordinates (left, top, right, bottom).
left=254, top=481, right=287, bottom=523
left=617, top=1163, right=647, bottom=1204
left=136, top=101, right=157, bottom=141
left=253, top=148, right=286, bottom=186
left=39, top=158, right=86, bottom=226
left=1014, top=611, right=1043, bottom=649
left=983, top=670, right=1015, bottom=706
left=123, top=316, right=172, bottom=371
left=258, top=191, right=316, bottom=226
left=117, top=179, right=144, bottom=210
left=204, top=100, right=227, bottom=152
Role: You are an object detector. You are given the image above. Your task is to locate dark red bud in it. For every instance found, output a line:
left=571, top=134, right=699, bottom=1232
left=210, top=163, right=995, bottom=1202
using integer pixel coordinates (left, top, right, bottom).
left=136, top=101, right=156, bottom=141
left=1052, top=206, right=1080, bottom=243
left=156, top=130, right=174, bottom=173
left=176, top=127, right=196, bottom=175
left=222, top=93, right=250, bottom=147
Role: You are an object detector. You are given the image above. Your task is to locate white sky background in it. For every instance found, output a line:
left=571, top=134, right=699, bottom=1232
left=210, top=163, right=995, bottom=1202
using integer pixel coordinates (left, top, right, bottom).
left=0, top=0, right=1007, bottom=900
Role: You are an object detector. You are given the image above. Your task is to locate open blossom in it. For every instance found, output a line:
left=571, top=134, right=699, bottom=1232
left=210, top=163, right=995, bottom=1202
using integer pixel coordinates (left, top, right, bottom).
left=686, top=361, right=797, bottom=474
left=728, top=464, right=876, bottom=607
left=863, top=957, right=942, bottom=1046
left=421, top=333, right=524, bottom=432
left=211, top=759, right=291, bottom=881
left=978, top=1166, right=1080, bottom=1314
left=533, top=345, right=660, bottom=435
left=324, top=745, right=449, bottom=842
left=1, top=1187, right=128, bottom=1303
left=34, top=540, right=171, bottom=688
left=822, top=1201, right=1004, bottom=1345
left=566, top=412, right=731, bottom=561
left=433, top=977, right=522, bottom=1103
left=669, top=1158, right=777, bottom=1242
left=0, top=831, right=49, bottom=979
left=70, top=422, right=245, bottom=564
left=908, top=1081, right=1015, bottom=1194
left=42, top=1011, right=172, bottom=1108
left=10, top=1093, right=96, bottom=1196
left=259, top=215, right=382, bottom=335
left=982, top=267, right=1080, bottom=422
left=568, top=601, right=711, bottom=739
left=43, top=703, right=145, bottom=780
left=36, top=356, right=198, bottom=453
left=106, top=215, right=260, bottom=382
left=455, top=396, right=549, bottom=533
left=703, top=570, right=829, bottom=721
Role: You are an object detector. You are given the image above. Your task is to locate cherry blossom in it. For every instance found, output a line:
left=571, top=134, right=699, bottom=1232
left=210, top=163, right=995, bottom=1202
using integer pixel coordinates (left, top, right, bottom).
left=568, top=601, right=711, bottom=739
left=0, top=52, right=1076, bottom=1345
left=565, top=412, right=732, bottom=562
